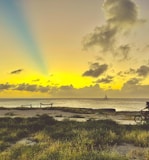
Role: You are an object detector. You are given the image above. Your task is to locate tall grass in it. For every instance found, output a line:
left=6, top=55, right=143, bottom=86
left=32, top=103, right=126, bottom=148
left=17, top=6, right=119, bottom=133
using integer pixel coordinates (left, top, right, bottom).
left=122, top=130, right=149, bottom=147
left=0, top=141, right=128, bottom=160
left=0, top=115, right=148, bottom=160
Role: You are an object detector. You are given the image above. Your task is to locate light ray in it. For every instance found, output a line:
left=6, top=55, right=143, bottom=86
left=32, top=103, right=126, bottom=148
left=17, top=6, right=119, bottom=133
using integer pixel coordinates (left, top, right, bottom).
left=0, top=0, right=48, bottom=74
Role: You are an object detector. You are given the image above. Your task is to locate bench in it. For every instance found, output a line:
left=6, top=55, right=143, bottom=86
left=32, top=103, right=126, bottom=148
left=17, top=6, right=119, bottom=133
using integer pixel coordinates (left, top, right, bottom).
left=40, top=103, right=53, bottom=108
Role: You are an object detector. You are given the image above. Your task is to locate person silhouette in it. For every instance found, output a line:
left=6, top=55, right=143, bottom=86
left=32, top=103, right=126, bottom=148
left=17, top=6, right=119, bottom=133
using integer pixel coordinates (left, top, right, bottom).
left=146, top=102, right=149, bottom=110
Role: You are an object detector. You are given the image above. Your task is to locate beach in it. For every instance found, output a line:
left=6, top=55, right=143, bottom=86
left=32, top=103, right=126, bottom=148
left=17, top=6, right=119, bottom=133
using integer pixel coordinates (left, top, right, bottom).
left=0, top=107, right=139, bottom=125
left=0, top=98, right=147, bottom=125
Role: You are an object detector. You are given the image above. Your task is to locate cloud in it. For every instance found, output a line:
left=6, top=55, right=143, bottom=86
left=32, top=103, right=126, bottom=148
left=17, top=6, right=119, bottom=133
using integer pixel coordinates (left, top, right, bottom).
left=96, top=56, right=105, bottom=61
left=60, top=85, right=74, bottom=90
left=125, top=78, right=140, bottom=85
left=115, top=44, right=131, bottom=60
left=124, top=68, right=136, bottom=75
left=10, top=69, right=23, bottom=74
left=120, top=78, right=149, bottom=98
left=32, top=79, right=40, bottom=82
left=136, top=65, right=149, bottom=77
left=83, top=25, right=117, bottom=51
left=94, top=76, right=113, bottom=84
left=15, top=84, right=38, bottom=92
left=0, top=83, right=51, bottom=93
left=82, top=63, right=108, bottom=78
left=103, top=0, right=143, bottom=29
left=0, top=83, right=12, bottom=91
left=38, top=86, right=50, bottom=93
left=49, top=85, right=76, bottom=98
left=14, top=83, right=50, bottom=93
left=50, top=84, right=105, bottom=98
left=83, top=0, right=144, bottom=54
left=117, top=65, right=149, bottom=80
left=1, top=82, right=149, bottom=98
left=50, top=82, right=149, bottom=98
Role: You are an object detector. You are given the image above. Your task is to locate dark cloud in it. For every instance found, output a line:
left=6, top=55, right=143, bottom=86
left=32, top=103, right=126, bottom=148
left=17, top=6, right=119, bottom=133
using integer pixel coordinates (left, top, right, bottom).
left=115, top=44, right=131, bottom=60
left=117, top=72, right=123, bottom=77
left=32, top=79, right=40, bottom=82
left=52, top=85, right=76, bottom=97
left=83, top=25, right=117, bottom=51
left=15, top=84, right=38, bottom=92
left=94, top=76, right=113, bottom=84
left=96, top=56, right=105, bottom=61
left=117, top=68, right=136, bottom=79
left=125, top=78, right=140, bottom=85
left=118, top=65, right=149, bottom=78
left=60, top=85, right=74, bottom=90
left=0, top=83, right=12, bottom=91
left=14, top=83, right=50, bottom=93
left=82, top=63, right=108, bottom=78
left=137, top=65, right=149, bottom=77
left=120, top=78, right=149, bottom=98
left=10, top=69, right=23, bottom=74
left=124, top=68, right=136, bottom=75
left=1, top=82, right=149, bottom=98
left=0, top=83, right=53, bottom=94
left=50, top=82, right=149, bottom=98
left=103, top=0, right=143, bottom=29
left=83, top=0, right=144, bottom=54
left=50, top=84, right=105, bottom=98
left=38, top=86, right=50, bottom=93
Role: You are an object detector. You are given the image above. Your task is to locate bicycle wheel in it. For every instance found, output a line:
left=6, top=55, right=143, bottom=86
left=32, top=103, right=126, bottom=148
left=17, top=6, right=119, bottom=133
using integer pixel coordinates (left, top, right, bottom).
left=134, top=115, right=143, bottom=124
left=144, top=114, right=149, bottom=123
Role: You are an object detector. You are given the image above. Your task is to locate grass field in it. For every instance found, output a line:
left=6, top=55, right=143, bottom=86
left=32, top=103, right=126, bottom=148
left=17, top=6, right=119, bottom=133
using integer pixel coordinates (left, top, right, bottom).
left=0, top=114, right=149, bottom=160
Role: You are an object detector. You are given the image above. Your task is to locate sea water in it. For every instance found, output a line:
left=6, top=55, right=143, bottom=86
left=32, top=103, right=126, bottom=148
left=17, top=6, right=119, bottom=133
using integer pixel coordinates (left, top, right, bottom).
left=0, top=98, right=148, bottom=111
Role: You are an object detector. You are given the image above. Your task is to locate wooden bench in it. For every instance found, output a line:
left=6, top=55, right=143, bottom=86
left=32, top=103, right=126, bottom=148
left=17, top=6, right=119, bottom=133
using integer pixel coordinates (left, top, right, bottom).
left=40, top=103, right=53, bottom=108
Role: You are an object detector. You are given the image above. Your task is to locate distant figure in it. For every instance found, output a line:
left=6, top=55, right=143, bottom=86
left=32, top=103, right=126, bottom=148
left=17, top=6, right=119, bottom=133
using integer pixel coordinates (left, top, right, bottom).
left=134, top=102, right=149, bottom=123
left=146, top=102, right=149, bottom=110
left=143, top=102, right=149, bottom=119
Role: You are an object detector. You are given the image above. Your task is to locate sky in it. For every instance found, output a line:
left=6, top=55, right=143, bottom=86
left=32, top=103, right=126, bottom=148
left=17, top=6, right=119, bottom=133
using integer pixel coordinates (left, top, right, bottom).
left=0, top=0, right=149, bottom=98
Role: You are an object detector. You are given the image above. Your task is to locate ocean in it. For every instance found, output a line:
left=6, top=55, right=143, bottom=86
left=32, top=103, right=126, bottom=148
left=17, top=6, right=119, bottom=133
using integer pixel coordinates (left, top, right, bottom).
left=0, top=98, right=148, bottom=111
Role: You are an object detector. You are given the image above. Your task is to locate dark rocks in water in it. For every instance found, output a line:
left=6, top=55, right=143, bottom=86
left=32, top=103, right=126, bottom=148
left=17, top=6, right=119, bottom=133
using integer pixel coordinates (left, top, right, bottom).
left=0, top=106, right=116, bottom=114
left=48, top=107, right=116, bottom=114
left=96, top=108, right=116, bottom=113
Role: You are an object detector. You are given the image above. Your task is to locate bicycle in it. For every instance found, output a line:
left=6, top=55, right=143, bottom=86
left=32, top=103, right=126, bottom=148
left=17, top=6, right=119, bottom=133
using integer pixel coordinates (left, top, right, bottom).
left=134, top=102, right=149, bottom=124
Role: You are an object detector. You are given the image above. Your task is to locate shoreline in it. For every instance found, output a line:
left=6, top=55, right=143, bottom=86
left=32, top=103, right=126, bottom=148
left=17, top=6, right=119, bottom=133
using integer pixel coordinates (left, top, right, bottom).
left=0, top=107, right=139, bottom=125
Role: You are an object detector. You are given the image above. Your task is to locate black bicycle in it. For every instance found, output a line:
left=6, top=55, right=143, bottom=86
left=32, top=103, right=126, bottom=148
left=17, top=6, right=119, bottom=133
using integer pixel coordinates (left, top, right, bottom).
left=134, top=102, right=149, bottom=124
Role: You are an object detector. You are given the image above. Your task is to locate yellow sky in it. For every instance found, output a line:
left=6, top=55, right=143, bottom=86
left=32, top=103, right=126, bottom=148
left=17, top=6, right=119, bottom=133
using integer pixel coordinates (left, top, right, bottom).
left=0, top=0, right=149, bottom=98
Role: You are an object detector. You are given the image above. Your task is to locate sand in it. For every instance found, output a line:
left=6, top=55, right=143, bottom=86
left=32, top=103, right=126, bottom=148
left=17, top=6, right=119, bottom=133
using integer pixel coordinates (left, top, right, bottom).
left=0, top=107, right=139, bottom=125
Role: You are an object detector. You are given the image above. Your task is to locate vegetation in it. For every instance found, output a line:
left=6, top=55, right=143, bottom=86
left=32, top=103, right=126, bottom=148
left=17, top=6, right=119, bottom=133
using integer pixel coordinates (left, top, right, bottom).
left=0, top=106, right=116, bottom=114
left=44, top=107, right=116, bottom=114
left=0, top=115, right=149, bottom=160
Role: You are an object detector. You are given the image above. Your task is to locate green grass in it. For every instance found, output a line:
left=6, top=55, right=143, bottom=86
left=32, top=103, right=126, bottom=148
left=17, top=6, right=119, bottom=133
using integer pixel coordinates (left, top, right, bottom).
left=0, top=115, right=149, bottom=160
left=122, top=130, right=149, bottom=147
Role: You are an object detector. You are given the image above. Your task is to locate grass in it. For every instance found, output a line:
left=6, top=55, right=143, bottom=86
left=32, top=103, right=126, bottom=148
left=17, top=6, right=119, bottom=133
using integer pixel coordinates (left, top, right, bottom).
left=122, top=130, right=149, bottom=147
left=0, top=115, right=149, bottom=160
left=0, top=106, right=116, bottom=114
